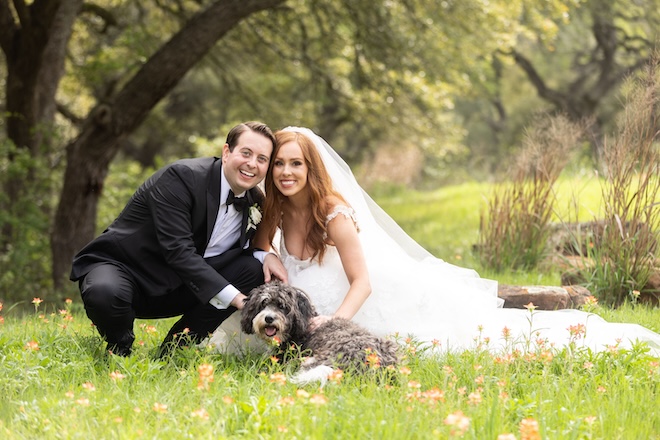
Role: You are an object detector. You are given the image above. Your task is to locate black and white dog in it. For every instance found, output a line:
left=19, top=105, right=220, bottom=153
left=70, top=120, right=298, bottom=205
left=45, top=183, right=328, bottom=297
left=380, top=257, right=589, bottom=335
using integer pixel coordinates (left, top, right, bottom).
left=240, top=280, right=399, bottom=384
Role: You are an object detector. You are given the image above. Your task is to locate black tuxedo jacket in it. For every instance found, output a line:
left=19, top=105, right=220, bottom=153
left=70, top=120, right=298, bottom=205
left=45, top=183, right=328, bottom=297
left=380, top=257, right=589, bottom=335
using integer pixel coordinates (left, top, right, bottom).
left=70, top=157, right=264, bottom=303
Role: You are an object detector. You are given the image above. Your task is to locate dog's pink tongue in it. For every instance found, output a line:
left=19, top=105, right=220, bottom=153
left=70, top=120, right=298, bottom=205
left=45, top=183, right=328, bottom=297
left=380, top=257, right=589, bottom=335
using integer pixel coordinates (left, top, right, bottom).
left=265, top=326, right=277, bottom=337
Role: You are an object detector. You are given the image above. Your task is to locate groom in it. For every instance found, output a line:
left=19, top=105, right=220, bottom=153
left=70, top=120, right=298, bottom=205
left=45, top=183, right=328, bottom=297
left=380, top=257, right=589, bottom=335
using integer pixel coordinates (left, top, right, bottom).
left=70, top=121, right=287, bottom=356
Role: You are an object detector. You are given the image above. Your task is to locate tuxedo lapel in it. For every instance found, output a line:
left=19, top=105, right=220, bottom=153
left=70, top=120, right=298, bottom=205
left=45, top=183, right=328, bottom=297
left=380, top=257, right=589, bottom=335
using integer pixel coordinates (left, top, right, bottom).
left=239, top=207, right=249, bottom=248
left=239, top=191, right=255, bottom=248
left=206, top=159, right=222, bottom=247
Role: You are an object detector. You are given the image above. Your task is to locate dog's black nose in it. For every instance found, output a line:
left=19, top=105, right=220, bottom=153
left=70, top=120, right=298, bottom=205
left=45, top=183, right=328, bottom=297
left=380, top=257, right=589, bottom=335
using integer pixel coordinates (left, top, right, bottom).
left=265, top=315, right=274, bottom=324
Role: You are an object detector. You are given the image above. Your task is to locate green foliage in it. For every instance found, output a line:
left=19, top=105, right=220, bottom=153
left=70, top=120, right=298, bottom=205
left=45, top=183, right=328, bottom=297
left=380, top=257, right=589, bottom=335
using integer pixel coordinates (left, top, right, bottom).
left=0, top=140, right=54, bottom=301
left=59, top=0, right=591, bottom=180
left=96, top=160, right=155, bottom=233
left=456, top=0, right=660, bottom=177
left=0, top=302, right=658, bottom=439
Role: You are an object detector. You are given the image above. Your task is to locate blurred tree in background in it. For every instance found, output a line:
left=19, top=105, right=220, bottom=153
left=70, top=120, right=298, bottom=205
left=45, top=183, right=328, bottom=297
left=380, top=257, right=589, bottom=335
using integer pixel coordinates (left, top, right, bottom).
left=0, top=0, right=657, bottom=299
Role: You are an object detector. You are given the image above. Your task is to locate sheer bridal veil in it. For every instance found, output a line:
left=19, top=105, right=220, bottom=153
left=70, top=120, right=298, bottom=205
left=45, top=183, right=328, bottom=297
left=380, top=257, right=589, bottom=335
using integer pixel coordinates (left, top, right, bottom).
left=280, top=127, right=660, bottom=356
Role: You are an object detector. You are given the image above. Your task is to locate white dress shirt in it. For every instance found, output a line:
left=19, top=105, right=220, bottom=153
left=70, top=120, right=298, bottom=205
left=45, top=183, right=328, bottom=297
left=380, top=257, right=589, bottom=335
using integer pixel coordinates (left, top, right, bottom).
left=205, top=170, right=267, bottom=309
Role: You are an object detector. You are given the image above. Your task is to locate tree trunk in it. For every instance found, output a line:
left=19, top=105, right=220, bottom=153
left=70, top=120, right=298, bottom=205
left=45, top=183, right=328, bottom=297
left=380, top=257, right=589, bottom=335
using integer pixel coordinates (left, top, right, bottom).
left=0, top=0, right=82, bottom=247
left=51, top=0, right=285, bottom=289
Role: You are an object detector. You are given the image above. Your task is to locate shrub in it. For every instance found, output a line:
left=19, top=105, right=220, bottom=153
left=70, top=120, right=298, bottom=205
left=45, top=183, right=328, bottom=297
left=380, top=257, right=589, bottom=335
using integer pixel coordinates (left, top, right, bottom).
left=477, top=114, right=584, bottom=271
left=579, top=59, right=660, bottom=305
left=0, top=140, right=54, bottom=302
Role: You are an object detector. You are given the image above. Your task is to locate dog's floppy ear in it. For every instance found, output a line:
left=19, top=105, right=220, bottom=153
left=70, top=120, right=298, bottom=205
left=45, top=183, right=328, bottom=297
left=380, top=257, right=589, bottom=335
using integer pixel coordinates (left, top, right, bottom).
left=240, top=293, right=257, bottom=334
left=295, top=288, right=317, bottom=321
left=289, top=287, right=318, bottom=342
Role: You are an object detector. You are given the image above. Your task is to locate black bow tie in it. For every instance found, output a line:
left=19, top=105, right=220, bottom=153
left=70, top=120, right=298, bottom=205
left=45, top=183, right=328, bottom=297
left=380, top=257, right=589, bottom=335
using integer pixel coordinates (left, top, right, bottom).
left=226, top=190, right=249, bottom=212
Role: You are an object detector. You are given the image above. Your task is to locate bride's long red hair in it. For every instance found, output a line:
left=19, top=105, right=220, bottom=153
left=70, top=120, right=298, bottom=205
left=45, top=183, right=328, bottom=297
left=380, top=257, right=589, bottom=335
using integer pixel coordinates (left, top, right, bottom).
left=261, top=130, right=348, bottom=263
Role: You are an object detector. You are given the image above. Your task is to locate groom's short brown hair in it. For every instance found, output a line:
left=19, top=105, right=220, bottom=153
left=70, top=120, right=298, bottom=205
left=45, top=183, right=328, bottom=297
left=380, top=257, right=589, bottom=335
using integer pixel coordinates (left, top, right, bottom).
left=225, top=121, right=276, bottom=152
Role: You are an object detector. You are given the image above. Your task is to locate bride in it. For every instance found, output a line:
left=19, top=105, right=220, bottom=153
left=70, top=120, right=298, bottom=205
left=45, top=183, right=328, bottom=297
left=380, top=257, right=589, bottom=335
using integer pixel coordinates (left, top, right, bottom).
left=208, top=127, right=660, bottom=357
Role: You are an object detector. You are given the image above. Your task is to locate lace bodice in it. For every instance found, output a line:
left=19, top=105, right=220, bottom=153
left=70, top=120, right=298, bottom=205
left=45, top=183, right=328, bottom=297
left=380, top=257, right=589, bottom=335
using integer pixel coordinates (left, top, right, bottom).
left=279, top=204, right=357, bottom=269
left=277, top=205, right=357, bottom=314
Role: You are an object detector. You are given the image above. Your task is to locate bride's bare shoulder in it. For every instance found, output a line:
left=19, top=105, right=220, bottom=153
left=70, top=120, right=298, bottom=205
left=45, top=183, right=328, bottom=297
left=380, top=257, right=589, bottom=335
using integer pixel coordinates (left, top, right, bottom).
left=324, top=196, right=358, bottom=231
left=325, top=195, right=351, bottom=211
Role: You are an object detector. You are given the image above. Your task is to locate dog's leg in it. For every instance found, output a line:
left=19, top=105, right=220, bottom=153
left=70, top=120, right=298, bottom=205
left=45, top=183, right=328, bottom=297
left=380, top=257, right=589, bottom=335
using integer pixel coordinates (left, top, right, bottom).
left=290, top=363, right=335, bottom=386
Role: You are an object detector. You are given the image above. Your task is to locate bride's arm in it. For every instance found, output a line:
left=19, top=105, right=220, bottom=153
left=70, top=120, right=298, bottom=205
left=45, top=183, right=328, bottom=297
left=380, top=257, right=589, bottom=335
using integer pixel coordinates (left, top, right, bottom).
left=325, top=213, right=371, bottom=320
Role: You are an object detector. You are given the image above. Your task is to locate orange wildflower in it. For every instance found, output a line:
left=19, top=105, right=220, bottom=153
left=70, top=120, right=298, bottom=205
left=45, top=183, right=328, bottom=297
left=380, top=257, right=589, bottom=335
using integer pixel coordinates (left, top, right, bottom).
left=584, top=296, right=598, bottom=306
left=269, top=372, right=287, bottom=385
left=152, top=402, right=168, bottom=413
left=277, top=396, right=295, bottom=406
left=328, top=369, right=344, bottom=384
left=198, top=363, right=214, bottom=378
left=109, top=371, right=126, bottom=381
left=468, top=391, right=482, bottom=405
left=197, top=363, right=215, bottom=390
left=191, top=408, right=209, bottom=420
left=365, top=349, right=381, bottom=369
left=421, top=387, right=445, bottom=404
left=519, top=418, right=541, bottom=440
left=568, top=323, right=586, bottom=339
left=444, top=410, right=470, bottom=436
left=309, top=394, right=328, bottom=405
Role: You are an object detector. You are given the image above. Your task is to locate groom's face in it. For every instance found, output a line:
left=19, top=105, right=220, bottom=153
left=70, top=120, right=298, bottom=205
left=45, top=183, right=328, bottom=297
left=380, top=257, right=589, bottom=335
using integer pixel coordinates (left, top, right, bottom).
left=222, top=130, right=273, bottom=194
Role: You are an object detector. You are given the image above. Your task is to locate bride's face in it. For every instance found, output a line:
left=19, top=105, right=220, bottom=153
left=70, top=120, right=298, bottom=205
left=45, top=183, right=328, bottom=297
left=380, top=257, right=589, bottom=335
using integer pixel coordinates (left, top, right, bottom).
left=272, top=141, right=309, bottom=197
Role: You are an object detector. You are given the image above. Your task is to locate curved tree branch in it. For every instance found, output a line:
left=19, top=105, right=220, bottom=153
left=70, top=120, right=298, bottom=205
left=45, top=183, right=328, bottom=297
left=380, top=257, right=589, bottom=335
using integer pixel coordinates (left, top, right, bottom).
left=510, top=49, right=569, bottom=111
left=51, top=0, right=286, bottom=288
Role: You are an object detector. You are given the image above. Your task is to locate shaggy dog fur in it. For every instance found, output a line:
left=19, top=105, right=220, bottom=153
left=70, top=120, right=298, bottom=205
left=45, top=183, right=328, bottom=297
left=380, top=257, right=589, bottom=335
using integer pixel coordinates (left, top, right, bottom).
left=240, top=280, right=399, bottom=384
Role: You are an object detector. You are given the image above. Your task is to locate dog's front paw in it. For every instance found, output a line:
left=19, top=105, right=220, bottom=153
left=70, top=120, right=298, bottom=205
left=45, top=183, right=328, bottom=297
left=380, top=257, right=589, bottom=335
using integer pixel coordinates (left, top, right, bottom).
left=290, top=365, right=335, bottom=386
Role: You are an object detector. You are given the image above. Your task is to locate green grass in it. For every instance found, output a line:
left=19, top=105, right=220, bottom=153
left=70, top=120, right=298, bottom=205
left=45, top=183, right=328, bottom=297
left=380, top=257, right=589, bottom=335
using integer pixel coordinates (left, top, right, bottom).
left=1, top=304, right=658, bottom=439
left=1, top=180, right=659, bottom=439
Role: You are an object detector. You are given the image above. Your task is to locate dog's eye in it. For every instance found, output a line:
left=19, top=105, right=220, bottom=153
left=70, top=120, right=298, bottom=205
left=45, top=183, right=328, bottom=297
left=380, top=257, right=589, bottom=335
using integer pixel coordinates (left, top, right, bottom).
left=261, top=298, right=268, bottom=307
left=277, top=301, right=288, bottom=311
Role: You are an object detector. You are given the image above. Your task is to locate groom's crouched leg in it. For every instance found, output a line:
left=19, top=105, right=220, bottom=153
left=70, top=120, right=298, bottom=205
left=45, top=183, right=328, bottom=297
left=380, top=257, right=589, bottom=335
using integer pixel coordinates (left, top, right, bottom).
left=157, top=255, right=265, bottom=358
left=79, top=264, right=137, bottom=356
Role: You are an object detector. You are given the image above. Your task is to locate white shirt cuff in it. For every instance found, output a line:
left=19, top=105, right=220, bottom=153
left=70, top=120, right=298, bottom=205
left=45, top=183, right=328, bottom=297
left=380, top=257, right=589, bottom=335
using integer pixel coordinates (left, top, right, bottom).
left=253, top=250, right=275, bottom=264
left=209, top=284, right=241, bottom=309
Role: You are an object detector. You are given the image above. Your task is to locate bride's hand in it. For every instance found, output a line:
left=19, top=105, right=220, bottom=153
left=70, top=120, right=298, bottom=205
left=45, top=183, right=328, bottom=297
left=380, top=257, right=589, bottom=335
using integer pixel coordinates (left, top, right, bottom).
left=309, top=315, right=333, bottom=331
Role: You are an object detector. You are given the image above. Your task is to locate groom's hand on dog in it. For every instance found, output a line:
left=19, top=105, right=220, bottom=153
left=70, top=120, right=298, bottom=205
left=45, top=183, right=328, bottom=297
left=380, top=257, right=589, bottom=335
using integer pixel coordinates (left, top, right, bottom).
left=230, top=293, right=248, bottom=310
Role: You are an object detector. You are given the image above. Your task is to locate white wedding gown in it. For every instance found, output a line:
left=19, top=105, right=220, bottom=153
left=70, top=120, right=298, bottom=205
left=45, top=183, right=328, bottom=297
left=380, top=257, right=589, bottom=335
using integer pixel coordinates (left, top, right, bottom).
left=207, top=127, right=660, bottom=357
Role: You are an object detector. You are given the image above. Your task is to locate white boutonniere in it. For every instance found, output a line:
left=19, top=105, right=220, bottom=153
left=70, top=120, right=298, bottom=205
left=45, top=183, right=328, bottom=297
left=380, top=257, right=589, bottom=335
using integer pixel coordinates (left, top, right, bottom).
left=247, top=204, right=262, bottom=232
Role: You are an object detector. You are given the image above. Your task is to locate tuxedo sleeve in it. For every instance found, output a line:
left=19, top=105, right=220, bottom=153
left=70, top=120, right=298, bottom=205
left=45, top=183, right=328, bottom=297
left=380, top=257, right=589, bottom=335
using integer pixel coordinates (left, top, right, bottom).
left=147, top=164, right=230, bottom=302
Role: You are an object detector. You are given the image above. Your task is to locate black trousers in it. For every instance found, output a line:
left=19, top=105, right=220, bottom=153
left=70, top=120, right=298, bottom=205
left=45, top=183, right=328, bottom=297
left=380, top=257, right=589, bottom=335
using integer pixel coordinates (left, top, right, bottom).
left=78, top=254, right=264, bottom=355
